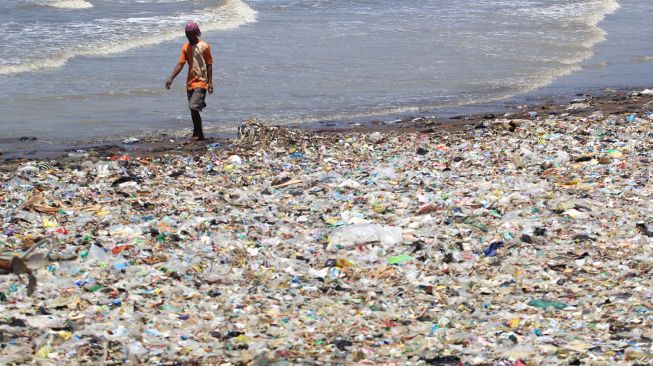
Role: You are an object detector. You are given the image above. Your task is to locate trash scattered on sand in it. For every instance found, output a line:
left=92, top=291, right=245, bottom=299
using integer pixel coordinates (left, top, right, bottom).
left=1, top=90, right=653, bottom=364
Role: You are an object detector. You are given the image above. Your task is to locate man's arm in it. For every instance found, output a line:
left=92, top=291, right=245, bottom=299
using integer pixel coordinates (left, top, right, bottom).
left=207, top=64, right=213, bottom=94
left=165, top=63, right=184, bottom=89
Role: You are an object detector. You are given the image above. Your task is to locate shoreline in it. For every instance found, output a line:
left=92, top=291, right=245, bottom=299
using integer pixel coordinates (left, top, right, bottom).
left=0, top=86, right=652, bottom=363
left=1, top=86, right=651, bottom=166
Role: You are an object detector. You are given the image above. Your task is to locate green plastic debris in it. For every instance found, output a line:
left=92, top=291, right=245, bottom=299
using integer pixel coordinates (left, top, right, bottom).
left=87, top=284, right=104, bottom=293
left=528, top=299, right=568, bottom=310
left=462, top=216, right=489, bottom=232
left=388, top=254, right=413, bottom=265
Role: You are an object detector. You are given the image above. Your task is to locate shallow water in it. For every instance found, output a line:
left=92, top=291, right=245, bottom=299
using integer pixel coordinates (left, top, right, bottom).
left=0, top=0, right=651, bottom=151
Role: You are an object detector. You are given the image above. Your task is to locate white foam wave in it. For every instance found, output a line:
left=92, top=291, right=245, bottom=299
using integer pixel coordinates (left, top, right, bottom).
left=0, top=57, right=69, bottom=76
left=506, top=0, right=619, bottom=51
left=80, top=0, right=256, bottom=57
left=557, top=0, right=619, bottom=70
left=512, top=0, right=620, bottom=91
left=47, top=0, right=93, bottom=9
left=570, top=1, right=620, bottom=50
left=580, top=0, right=621, bottom=27
left=512, top=0, right=620, bottom=27
left=633, top=56, right=653, bottom=63
left=0, top=0, right=256, bottom=76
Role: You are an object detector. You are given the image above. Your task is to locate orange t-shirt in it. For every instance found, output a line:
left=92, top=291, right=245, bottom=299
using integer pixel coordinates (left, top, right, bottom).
left=178, top=40, right=214, bottom=90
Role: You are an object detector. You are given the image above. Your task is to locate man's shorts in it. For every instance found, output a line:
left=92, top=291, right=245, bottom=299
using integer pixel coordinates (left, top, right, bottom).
left=187, top=88, right=207, bottom=111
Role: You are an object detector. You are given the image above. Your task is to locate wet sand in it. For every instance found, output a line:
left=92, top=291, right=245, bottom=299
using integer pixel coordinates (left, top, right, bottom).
left=1, top=88, right=651, bottom=169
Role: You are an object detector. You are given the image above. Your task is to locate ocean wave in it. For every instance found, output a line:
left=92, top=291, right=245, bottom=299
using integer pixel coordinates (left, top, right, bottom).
left=0, top=57, right=69, bottom=76
left=582, top=0, right=621, bottom=27
left=553, top=0, right=620, bottom=75
left=0, top=0, right=257, bottom=76
left=510, top=0, right=620, bottom=27
left=46, top=0, right=94, bottom=9
left=80, top=0, right=257, bottom=57
left=506, top=0, right=620, bottom=51
left=633, top=56, right=653, bottom=63
left=15, top=88, right=167, bottom=103
left=507, top=0, right=619, bottom=88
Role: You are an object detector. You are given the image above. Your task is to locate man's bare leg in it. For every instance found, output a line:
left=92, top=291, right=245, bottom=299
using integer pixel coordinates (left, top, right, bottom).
left=191, top=110, right=205, bottom=141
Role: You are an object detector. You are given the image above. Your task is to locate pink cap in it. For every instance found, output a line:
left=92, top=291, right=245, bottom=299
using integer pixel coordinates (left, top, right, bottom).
left=185, top=21, right=201, bottom=36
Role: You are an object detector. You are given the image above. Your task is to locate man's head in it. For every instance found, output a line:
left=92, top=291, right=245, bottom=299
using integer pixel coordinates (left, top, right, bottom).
left=185, top=21, right=201, bottom=44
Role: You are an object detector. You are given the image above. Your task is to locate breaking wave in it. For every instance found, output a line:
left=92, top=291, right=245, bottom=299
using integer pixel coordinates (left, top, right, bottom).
left=0, top=0, right=256, bottom=75
left=504, top=0, right=620, bottom=94
left=46, top=0, right=94, bottom=8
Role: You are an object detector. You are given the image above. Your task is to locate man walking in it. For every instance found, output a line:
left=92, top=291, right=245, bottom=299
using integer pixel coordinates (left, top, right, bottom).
left=165, top=21, right=214, bottom=141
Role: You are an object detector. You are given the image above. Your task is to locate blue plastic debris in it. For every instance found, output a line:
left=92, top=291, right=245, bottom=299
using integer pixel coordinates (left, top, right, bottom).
left=484, top=241, right=504, bottom=257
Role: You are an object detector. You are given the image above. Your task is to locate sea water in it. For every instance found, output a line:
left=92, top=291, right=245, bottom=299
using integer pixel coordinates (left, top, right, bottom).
left=0, top=0, right=651, bottom=150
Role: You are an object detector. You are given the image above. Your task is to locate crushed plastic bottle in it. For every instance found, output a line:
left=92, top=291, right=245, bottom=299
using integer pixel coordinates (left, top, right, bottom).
left=527, top=299, right=569, bottom=310
left=328, top=223, right=403, bottom=248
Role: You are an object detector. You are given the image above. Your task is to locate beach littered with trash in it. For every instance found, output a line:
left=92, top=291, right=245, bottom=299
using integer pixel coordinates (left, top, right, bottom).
left=1, top=90, right=653, bottom=365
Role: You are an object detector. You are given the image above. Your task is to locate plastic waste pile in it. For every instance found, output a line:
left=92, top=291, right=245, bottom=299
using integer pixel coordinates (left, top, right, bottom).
left=1, top=93, right=653, bottom=364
